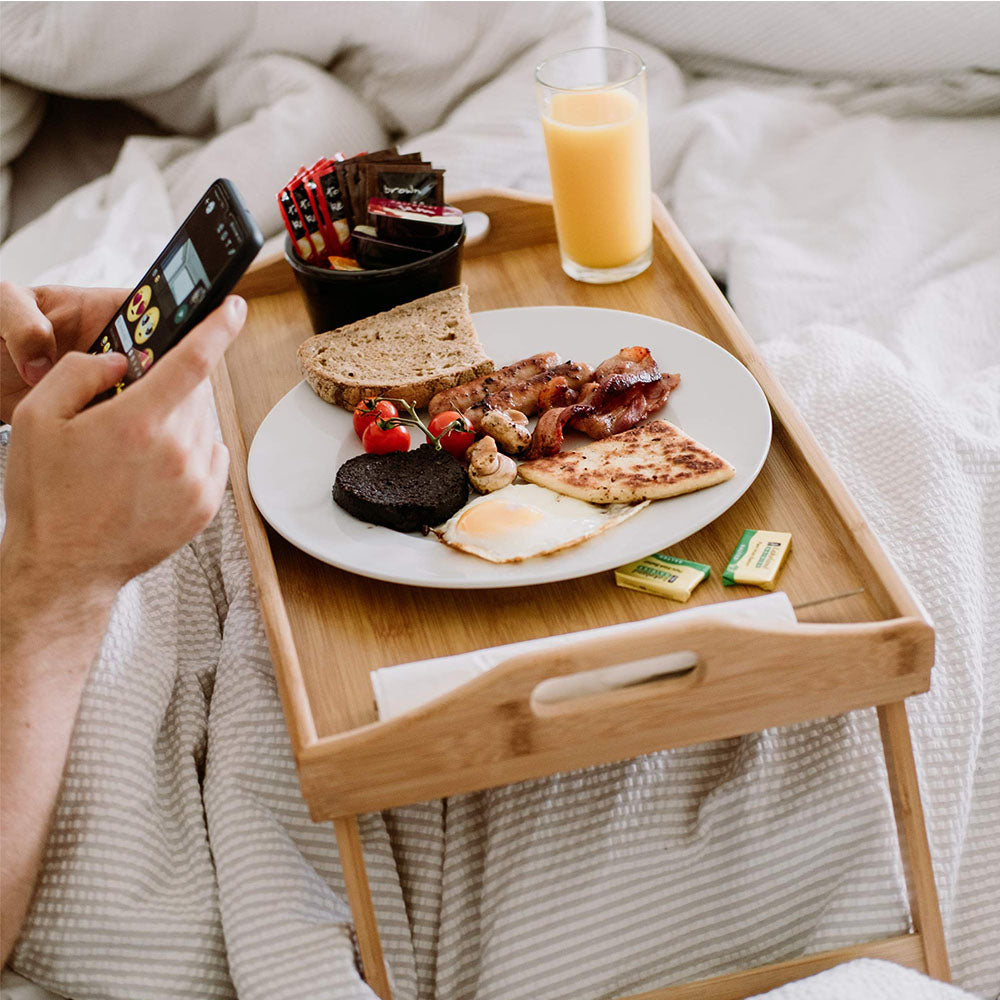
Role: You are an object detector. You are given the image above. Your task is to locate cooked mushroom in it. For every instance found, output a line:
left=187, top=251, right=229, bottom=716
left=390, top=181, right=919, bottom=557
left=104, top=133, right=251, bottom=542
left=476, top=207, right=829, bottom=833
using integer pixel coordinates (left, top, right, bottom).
left=481, top=408, right=532, bottom=455
left=466, top=436, right=517, bottom=493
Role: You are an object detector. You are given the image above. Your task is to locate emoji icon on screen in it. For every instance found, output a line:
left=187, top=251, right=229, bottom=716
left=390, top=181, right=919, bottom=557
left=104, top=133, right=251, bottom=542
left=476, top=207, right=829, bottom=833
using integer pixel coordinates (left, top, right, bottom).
left=134, top=306, right=160, bottom=344
left=126, top=285, right=152, bottom=322
left=138, top=348, right=154, bottom=372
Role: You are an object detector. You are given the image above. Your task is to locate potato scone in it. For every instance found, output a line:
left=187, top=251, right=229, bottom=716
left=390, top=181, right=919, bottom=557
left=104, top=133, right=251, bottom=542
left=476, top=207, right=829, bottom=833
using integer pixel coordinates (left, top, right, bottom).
left=298, top=285, right=493, bottom=411
left=518, top=420, right=735, bottom=503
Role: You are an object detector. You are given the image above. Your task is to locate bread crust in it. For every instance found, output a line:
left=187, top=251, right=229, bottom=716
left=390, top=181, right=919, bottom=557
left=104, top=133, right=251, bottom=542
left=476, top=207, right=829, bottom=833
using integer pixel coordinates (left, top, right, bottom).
left=297, top=285, right=493, bottom=411
left=301, top=358, right=495, bottom=411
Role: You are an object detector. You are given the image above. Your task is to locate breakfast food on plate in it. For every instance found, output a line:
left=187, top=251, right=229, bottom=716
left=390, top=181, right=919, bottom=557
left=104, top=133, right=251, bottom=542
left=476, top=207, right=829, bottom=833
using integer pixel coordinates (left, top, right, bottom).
left=572, top=347, right=679, bottom=439
left=462, top=360, right=594, bottom=429
left=428, top=351, right=559, bottom=416
left=298, top=285, right=493, bottom=411
left=426, top=345, right=680, bottom=460
left=334, top=444, right=468, bottom=532
left=528, top=347, right=680, bottom=457
left=323, top=315, right=738, bottom=562
left=518, top=420, right=735, bottom=503
left=466, top=437, right=517, bottom=493
left=433, top=483, right=649, bottom=563
left=479, top=409, right=532, bottom=455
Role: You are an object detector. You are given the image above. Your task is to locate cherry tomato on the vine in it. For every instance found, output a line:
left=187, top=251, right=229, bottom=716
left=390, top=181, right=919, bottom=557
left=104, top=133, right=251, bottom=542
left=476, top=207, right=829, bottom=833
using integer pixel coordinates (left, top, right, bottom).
left=353, top=398, right=398, bottom=439
left=362, top=419, right=410, bottom=455
left=426, top=410, right=476, bottom=458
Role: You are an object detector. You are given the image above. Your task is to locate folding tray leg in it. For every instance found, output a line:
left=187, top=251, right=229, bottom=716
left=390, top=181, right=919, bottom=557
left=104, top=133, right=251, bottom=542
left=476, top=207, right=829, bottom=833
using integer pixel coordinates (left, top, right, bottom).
left=877, top=700, right=951, bottom=980
left=333, top=703, right=949, bottom=1000
left=334, top=816, right=393, bottom=999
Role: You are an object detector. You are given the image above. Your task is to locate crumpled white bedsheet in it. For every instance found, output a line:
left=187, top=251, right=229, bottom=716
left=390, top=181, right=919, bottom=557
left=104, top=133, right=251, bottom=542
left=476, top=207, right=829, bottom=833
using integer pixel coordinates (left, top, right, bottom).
left=1, top=3, right=998, bottom=999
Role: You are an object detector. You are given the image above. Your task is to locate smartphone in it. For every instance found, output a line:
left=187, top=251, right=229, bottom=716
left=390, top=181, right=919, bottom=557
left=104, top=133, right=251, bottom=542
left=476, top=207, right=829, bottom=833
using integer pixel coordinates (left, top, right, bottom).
left=87, top=178, right=263, bottom=399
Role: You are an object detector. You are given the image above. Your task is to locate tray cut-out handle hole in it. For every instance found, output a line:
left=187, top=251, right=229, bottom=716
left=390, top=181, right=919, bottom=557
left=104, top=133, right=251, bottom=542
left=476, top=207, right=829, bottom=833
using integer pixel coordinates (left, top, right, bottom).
left=530, top=650, right=700, bottom=715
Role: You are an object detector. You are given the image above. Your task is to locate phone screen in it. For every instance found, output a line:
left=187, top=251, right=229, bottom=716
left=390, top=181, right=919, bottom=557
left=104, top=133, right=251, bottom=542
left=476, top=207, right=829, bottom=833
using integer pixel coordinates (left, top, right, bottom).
left=89, top=182, right=251, bottom=391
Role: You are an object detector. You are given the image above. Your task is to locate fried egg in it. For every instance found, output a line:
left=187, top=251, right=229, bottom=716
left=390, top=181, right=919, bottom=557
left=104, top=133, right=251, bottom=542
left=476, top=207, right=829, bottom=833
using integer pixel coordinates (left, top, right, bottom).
left=434, top=483, right=649, bottom=563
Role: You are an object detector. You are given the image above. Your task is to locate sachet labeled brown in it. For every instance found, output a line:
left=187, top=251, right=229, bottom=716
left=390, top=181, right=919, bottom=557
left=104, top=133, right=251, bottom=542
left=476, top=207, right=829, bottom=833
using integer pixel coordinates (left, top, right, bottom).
left=364, top=162, right=444, bottom=212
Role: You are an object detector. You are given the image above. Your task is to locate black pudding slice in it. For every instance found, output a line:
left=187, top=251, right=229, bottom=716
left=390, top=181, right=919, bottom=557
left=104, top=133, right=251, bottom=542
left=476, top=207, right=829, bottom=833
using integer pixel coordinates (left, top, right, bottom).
left=333, top=444, right=469, bottom=533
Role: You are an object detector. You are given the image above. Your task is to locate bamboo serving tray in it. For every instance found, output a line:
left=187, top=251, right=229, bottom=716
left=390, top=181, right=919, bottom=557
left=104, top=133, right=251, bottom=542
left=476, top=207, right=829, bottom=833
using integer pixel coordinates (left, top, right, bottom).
left=216, top=191, right=948, bottom=999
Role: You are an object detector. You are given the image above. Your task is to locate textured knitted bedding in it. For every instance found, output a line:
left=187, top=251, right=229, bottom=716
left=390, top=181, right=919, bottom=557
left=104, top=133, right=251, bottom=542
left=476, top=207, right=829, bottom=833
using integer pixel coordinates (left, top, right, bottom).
left=1, top=3, right=997, bottom=998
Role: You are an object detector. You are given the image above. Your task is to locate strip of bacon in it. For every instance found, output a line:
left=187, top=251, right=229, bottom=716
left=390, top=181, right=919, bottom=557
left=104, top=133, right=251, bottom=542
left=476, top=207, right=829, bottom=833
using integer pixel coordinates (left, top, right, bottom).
left=591, top=345, right=658, bottom=381
left=537, top=375, right=581, bottom=412
left=572, top=371, right=680, bottom=439
left=527, top=403, right=595, bottom=459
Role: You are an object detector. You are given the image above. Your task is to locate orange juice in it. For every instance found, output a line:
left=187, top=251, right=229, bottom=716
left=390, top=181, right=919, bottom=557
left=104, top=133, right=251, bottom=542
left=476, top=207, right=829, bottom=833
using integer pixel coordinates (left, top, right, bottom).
left=542, top=88, right=651, bottom=270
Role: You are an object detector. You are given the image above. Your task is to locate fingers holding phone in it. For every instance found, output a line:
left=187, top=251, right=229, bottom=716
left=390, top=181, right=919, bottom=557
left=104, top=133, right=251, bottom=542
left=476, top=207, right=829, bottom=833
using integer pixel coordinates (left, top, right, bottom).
left=2, top=297, right=247, bottom=598
left=3, top=178, right=260, bottom=595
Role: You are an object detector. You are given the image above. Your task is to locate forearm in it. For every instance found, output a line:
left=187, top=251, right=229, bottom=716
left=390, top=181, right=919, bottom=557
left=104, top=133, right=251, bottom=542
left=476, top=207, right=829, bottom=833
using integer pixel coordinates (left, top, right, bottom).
left=0, top=541, right=115, bottom=963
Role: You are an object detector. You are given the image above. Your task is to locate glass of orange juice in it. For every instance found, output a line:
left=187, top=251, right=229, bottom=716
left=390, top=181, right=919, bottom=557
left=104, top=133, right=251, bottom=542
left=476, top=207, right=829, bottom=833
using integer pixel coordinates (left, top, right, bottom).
left=535, top=47, right=652, bottom=284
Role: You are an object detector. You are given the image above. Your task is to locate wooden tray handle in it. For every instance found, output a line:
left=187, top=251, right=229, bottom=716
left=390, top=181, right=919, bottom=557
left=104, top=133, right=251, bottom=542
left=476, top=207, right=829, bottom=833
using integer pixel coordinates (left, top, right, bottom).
left=300, top=617, right=933, bottom=819
left=441, top=616, right=931, bottom=721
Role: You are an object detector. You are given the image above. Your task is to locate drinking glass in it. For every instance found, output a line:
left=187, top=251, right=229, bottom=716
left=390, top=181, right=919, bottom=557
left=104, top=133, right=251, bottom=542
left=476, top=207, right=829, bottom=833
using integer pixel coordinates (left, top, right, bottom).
left=535, top=47, right=652, bottom=284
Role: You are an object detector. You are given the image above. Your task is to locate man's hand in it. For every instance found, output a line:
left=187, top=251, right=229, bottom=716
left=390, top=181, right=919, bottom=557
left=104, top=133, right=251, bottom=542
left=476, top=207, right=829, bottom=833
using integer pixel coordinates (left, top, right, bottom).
left=0, top=292, right=247, bottom=962
left=0, top=283, right=127, bottom=423
left=3, top=293, right=246, bottom=603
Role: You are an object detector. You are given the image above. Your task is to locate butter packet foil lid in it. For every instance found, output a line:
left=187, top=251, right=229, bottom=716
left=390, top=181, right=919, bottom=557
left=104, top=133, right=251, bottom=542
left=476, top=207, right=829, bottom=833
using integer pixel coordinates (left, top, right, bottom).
left=615, top=553, right=711, bottom=602
left=722, top=530, right=792, bottom=590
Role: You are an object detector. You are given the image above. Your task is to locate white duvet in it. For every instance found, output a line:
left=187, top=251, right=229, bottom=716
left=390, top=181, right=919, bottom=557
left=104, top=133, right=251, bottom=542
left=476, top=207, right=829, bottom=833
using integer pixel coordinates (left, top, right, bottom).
left=1, top=3, right=997, bottom=999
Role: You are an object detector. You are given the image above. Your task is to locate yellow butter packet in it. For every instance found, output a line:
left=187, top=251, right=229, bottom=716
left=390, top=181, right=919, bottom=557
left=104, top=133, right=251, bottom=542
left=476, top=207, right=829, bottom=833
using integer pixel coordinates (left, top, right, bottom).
left=722, top=530, right=792, bottom=590
left=615, top=553, right=711, bottom=602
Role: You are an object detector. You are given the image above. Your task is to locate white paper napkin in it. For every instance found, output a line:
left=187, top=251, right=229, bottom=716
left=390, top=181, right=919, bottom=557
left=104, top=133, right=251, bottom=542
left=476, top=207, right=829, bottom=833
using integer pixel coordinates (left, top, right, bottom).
left=371, top=592, right=796, bottom=720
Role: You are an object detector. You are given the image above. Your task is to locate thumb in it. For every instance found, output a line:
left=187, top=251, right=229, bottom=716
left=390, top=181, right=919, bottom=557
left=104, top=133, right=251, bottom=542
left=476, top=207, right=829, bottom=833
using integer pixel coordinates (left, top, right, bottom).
left=25, top=350, right=129, bottom=420
left=0, top=282, right=58, bottom=385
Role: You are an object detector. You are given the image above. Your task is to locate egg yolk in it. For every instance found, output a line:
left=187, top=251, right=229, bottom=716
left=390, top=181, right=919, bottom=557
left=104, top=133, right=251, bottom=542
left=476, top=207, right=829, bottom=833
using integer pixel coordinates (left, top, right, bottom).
left=456, top=500, right=546, bottom=536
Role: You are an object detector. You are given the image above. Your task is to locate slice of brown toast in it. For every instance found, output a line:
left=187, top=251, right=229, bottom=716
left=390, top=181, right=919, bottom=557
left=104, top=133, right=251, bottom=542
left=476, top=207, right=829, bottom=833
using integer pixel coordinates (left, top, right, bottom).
left=297, top=285, right=494, bottom=411
left=518, top=420, right=735, bottom=503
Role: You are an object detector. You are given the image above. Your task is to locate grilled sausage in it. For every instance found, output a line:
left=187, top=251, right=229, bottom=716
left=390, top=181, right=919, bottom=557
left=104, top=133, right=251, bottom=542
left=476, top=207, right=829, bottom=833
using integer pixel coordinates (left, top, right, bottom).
left=428, top=352, right=560, bottom=416
left=463, top=361, right=594, bottom=427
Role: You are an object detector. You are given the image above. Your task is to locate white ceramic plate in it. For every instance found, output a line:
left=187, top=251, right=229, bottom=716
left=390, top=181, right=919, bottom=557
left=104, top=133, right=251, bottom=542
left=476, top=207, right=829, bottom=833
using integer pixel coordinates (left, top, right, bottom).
left=247, top=306, right=771, bottom=589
